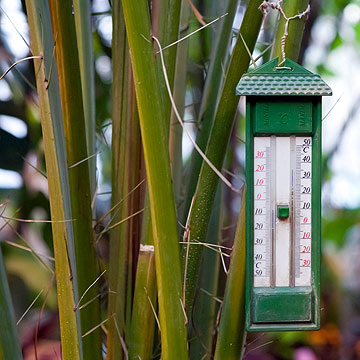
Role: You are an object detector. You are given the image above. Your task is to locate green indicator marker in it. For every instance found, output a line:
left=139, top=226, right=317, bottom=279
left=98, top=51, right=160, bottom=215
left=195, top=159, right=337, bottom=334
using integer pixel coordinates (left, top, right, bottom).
left=277, top=205, right=289, bottom=219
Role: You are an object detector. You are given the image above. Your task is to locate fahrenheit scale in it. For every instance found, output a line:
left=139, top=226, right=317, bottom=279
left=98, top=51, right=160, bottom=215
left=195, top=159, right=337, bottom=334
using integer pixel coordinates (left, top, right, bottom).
left=236, top=58, right=332, bottom=331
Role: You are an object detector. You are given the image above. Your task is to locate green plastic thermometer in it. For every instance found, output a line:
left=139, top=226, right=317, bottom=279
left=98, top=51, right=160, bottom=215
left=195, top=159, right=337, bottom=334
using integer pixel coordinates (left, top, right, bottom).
left=236, top=58, right=332, bottom=331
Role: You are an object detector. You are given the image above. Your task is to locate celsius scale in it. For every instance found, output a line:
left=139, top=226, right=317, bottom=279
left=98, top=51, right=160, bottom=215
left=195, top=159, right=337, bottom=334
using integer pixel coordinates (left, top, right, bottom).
left=236, top=58, right=332, bottom=331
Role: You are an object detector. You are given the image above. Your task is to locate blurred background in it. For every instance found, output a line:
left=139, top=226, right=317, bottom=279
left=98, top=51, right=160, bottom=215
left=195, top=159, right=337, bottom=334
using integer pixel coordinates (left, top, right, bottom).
left=0, top=0, right=359, bottom=359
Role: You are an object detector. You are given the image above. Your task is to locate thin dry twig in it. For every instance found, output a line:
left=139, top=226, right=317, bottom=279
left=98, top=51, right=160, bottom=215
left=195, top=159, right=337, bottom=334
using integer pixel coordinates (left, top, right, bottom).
left=17, top=289, right=44, bottom=325
left=219, top=248, right=229, bottom=275
left=259, top=1, right=310, bottom=65
left=113, top=316, right=129, bottom=360
left=1, top=214, right=73, bottom=224
left=0, top=56, right=43, bottom=81
left=199, top=288, right=223, bottom=304
left=101, top=208, right=145, bottom=234
left=178, top=241, right=231, bottom=257
left=156, top=13, right=228, bottom=53
left=4, top=240, right=55, bottom=261
left=68, top=152, right=100, bottom=169
left=82, top=314, right=114, bottom=338
left=34, top=275, right=55, bottom=360
left=145, top=287, right=161, bottom=331
left=180, top=298, right=188, bottom=325
left=74, top=269, right=106, bottom=311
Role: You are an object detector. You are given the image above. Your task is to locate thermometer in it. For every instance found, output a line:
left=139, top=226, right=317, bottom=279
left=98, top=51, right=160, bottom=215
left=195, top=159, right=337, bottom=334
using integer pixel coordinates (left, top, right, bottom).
left=236, top=57, right=332, bottom=331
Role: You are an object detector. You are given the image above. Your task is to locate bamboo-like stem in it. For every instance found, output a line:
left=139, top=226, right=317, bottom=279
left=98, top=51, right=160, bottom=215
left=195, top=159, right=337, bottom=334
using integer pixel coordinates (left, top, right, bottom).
left=181, top=0, right=263, bottom=314
left=152, top=0, right=182, bottom=132
left=169, top=1, right=190, bottom=208
left=0, top=247, right=22, bottom=360
left=48, top=2, right=102, bottom=359
left=128, top=245, right=157, bottom=360
left=107, top=1, right=142, bottom=358
left=271, top=0, right=310, bottom=63
left=183, top=0, right=238, bottom=221
left=120, top=0, right=188, bottom=358
left=189, top=185, right=222, bottom=359
left=72, top=0, right=96, bottom=196
left=214, top=190, right=246, bottom=360
left=25, top=1, right=81, bottom=358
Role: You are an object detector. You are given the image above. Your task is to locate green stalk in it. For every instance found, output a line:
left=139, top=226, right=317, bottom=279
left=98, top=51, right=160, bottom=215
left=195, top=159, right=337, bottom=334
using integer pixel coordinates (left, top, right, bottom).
left=183, top=0, right=238, bottom=221
left=271, top=0, right=310, bottom=62
left=48, top=2, right=102, bottom=359
left=120, top=1, right=188, bottom=358
left=73, top=0, right=96, bottom=195
left=189, top=185, right=222, bottom=359
left=0, top=247, right=22, bottom=360
left=107, top=1, right=141, bottom=357
left=26, top=1, right=81, bottom=358
left=182, top=0, right=263, bottom=314
left=128, top=245, right=157, bottom=360
left=152, top=0, right=182, bottom=132
left=214, top=191, right=246, bottom=360
left=169, top=1, right=190, bottom=207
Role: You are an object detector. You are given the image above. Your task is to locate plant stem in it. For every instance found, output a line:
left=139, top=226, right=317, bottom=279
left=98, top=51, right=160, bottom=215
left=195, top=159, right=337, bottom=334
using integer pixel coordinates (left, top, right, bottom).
left=169, top=1, right=190, bottom=208
left=181, top=0, right=263, bottom=315
left=107, top=1, right=142, bottom=357
left=152, top=0, right=182, bottom=132
left=48, top=1, right=102, bottom=358
left=26, top=1, right=82, bottom=358
left=72, top=0, right=96, bottom=196
left=120, top=0, right=188, bottom=358
left=128, top=245, right=157, bottom=360
left=189, top=184, right=222, bottom=359
left=0, top=247, right=22, bottom=360
left=214, top=190, right=246, bottom=360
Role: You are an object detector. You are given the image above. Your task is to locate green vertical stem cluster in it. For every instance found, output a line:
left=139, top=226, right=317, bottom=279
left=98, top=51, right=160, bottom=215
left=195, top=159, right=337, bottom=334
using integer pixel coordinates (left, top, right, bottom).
left=120, top=0, right=188, bottom=358
left=214, top=191, right=246, bottom=360
left=128, top=245, right=157, bottom=360
left=48, top=1, right=102, bottom=359
left=182, top=0, right=263, bottom=314
left=72, top=0, right=96, bottom=195
left=0, top=247, right=22, bottom=360
left=183, top=0, right=238, bottom=222
left=271, top=0, right=310, bottom=63
left=107, top=1, right=142, bottom=358
left=26, top=1, right=81, bottom=358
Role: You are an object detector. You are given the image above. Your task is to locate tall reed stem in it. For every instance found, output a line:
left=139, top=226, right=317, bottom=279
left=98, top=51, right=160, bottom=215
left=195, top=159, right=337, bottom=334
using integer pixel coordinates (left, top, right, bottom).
left=26, top=1, right=82, bottom=357
left=48, top=1, right=102, bottom=358
left=214, top=191, right=246, bottom=360
left=120, top=0, right=188, bottom=358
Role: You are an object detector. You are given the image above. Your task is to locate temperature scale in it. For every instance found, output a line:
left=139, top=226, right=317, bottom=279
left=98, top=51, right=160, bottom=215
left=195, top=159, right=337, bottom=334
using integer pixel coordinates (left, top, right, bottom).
left=236, top=58, right=332, bottom=331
